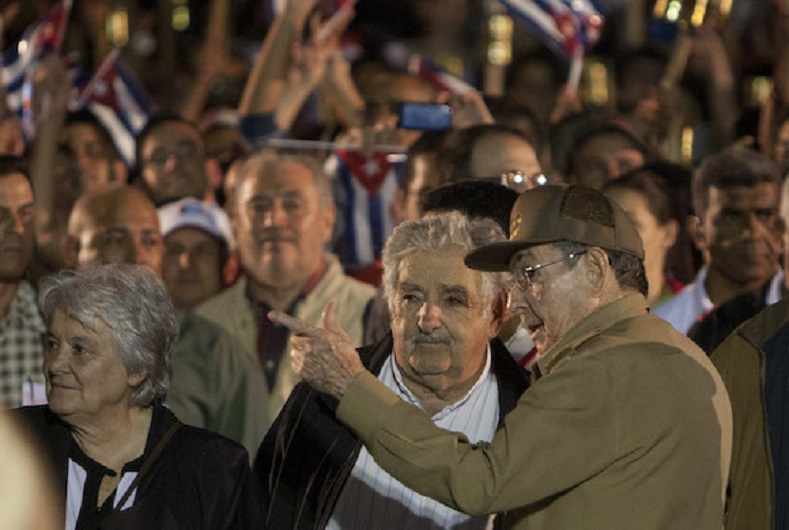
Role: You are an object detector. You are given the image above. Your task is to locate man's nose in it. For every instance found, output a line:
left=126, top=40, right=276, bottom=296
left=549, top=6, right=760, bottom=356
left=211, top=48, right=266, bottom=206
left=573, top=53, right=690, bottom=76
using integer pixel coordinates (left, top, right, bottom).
left=163, top=153, right=178, bottom=172
left=262, top=202, right=288, bottom=227
left=508, top=288, right=538, bottom=318
left=417, top=301, right=443, bottom=332
left=178, top=250, right=191, bottom=269
left=507, top=288, right=527, bottom=314
left=10, top=212, right=25, bottom=234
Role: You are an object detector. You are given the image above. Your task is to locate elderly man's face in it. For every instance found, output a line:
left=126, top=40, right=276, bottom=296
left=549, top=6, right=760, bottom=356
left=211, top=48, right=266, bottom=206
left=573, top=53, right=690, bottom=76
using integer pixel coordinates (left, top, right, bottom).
left=44, top=308, right=143, bottom=422
left=508, top=244, right=593, bottom=355
left=696, top=183, right=783, bottom=286
left=141, top=121, right=208, bottom=205
left=162, top=227, right=224, bottom=308
left=0, top=173, right=34, bottom=282
left=234, top=159, right=334, bottom=289
left=390, top=247, right=499, bottom=395
left=73, top=191, right=164, bottom=275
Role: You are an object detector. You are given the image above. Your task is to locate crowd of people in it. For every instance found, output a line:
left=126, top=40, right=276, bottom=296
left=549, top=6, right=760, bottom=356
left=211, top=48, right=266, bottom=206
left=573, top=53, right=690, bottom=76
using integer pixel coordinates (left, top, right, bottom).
left=1, top=0, right=789, bottom=528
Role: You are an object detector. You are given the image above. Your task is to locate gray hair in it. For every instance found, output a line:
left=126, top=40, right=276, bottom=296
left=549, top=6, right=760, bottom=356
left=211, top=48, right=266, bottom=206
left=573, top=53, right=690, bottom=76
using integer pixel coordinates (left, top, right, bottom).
left=237, top=147, right=332, bottom=208
left=39, top=264, right=178, bottom=406
left=382, top=211, right=508, bottom=313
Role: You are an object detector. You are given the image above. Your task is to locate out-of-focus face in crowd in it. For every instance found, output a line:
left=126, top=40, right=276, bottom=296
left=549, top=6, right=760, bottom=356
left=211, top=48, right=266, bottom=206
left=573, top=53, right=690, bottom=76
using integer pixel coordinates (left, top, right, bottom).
left=572, top=131, right=645, bottom=190
left=67, top=187, right=164, bottom=275
left=162, top=227, right=224, bottom=308
left=0, top=172, right=34, bottom=283
left=60, top=122, right=127, bottom=196
left=140, top=120, right=210, bottom=206
left=468, top=132, right=542, bottom=193
left=234, top=153, right=334, bottom=289
left=695, top=182, right=783, bottom=287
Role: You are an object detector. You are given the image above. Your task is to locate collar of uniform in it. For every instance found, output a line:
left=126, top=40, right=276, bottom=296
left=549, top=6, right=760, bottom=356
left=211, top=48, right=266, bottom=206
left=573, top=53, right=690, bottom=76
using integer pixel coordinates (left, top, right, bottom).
left=536, top=293, right=648, bottom=376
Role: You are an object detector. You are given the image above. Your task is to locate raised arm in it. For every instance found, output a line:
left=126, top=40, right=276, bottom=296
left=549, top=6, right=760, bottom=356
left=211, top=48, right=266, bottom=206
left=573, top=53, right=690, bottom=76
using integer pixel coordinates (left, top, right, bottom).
left=180, top=0, right=234, bottom=122
left=238, top=0, right=318, bottom=117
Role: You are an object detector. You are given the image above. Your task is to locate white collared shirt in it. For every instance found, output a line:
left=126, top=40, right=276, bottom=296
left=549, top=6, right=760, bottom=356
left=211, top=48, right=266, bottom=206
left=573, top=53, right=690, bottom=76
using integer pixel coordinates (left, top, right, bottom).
left=327, top=346, right=499, bottom=530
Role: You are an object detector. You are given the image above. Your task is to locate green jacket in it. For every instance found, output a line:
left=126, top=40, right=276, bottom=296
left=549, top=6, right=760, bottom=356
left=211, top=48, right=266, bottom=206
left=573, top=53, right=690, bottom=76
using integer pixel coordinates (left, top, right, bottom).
left=196, top=253, right=375, bottom=423
left=711, top=296, right=789, bottom=530
left=166, top=310, right=269, bottom=459
left=337, top=294, right=732, bottom=529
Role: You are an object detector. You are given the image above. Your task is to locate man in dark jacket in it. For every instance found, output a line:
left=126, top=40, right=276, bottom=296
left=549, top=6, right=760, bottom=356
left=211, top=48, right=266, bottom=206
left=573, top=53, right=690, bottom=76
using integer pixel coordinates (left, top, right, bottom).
left=255, top=212, right=529, bottom=529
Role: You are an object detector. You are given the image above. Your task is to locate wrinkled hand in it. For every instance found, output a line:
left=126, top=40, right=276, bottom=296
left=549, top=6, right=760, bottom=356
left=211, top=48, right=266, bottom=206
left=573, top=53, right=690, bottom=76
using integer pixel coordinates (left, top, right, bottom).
left=269, top=302, right=365, bottom=399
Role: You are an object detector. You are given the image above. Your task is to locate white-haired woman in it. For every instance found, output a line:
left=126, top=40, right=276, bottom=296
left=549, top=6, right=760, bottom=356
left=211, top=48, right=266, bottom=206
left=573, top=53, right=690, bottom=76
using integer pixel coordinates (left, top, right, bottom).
left=11, top=264, right=260, bottom=529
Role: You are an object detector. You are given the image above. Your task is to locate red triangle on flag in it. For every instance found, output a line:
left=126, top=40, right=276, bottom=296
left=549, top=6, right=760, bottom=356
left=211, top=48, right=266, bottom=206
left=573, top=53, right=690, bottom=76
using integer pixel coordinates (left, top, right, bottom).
left=337, top=149, right=395, bottom=197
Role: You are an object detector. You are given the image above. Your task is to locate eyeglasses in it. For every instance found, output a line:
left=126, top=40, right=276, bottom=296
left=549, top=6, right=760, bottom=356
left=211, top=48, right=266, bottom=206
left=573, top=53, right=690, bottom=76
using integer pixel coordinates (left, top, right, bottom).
left=513, top=251, right=587, bottom=290
left=145, top=141, right=199, bottom=167
left=477, top=170, right=548, bottom=192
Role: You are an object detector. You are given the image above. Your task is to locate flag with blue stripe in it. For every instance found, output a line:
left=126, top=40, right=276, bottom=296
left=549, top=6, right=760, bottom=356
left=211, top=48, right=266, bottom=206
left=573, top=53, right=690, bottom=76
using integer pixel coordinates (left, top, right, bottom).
left=1, top=1, right=71, bottom=136
left=73, top=49, right=154, bottom=167
left=500, top=0, right=605, bottom=60
left=335, top=149, right=402, bottom=268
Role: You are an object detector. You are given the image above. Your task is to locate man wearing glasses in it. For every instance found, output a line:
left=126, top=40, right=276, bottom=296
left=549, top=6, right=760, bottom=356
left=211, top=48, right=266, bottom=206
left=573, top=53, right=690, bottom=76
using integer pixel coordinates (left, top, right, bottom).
left=136, top=114, right=222, bottom=206
left=271, top=184, right=733, bottom=529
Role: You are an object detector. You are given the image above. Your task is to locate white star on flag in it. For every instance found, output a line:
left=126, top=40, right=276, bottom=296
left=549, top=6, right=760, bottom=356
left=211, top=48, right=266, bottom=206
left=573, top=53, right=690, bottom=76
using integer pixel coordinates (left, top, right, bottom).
left=363, top=159, right=380, bottom=176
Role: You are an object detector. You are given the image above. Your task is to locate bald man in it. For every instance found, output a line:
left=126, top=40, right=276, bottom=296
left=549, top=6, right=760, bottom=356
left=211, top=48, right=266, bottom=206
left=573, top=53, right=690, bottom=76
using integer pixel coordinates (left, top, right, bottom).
left=65, top=187, right=269, bottom=459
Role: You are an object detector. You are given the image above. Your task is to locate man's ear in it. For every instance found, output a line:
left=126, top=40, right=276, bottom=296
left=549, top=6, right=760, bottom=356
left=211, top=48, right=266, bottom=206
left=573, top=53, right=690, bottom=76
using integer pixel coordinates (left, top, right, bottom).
left=320, top=201, right=337, bottom=244
left=584, top=247, right=609, bottom=294
left=205, top=158, right=223, bottom=201
left=687, top=215, right=706, bottom=251
left=223, top=252, right=240, bottom=286
left=488, top=289, right=507, bottom=338
left=662, top=219, right=679, bottom=250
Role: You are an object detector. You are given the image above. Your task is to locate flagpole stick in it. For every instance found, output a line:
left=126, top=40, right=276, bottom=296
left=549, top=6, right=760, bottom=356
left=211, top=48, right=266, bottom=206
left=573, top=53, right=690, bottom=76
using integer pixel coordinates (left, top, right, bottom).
left=567, top=43, right=584, bottom=92
left=264, top=137, right=407, bottom=158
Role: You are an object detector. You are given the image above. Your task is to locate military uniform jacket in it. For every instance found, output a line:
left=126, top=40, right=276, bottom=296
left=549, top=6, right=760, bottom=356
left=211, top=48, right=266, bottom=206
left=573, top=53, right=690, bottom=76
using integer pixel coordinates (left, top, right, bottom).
left=337, top=295, right=733, bottom=530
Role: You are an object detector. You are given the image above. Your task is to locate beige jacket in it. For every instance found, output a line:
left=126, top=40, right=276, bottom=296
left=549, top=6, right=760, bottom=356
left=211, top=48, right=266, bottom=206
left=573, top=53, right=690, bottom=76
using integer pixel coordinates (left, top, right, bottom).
left=197, top=253, right=376, bottom=423
left=338, top=294, right=732, bottom=529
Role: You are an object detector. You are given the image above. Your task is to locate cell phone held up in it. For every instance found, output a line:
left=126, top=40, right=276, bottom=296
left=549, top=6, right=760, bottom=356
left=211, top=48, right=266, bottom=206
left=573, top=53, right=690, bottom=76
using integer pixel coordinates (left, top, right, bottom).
left=397, top=103, right=452, bottom=131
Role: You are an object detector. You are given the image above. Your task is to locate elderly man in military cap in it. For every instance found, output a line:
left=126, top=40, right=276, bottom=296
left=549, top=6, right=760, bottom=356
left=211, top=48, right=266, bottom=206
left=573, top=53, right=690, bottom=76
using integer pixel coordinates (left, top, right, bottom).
left=271, top=184, right=733, bottom=530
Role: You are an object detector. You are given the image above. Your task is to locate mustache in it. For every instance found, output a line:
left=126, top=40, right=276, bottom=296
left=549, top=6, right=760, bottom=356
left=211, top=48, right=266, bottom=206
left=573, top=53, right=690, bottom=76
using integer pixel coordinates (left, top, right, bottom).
left=257, top=229, right=297, bottom=243
left=409, top=333, right=454, bottom=345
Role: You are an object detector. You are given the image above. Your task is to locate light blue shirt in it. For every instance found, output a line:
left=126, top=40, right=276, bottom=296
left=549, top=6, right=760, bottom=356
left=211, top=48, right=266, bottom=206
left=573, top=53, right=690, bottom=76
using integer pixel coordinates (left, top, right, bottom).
left=327, top=346, right=499, bottom=530
left=653, top=267, right=784, bottom=335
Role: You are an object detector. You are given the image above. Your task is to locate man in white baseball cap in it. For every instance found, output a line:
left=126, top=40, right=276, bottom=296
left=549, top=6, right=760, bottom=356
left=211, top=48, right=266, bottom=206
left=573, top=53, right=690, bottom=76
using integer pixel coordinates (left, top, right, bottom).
left=159, top=197, right=238, bottom=308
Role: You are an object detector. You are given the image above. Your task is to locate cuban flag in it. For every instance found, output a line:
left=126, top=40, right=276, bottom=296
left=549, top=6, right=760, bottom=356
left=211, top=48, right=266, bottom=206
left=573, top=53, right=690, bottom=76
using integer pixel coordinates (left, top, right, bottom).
left=335, top=149, right=403, bottom=269
left=500, top=0, right=604, bottom=60
left=1, top=1, right=71, bottom=135
left=73, top=49, right=154, bottom=166
left=408, top=56, right=475, bottom=96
